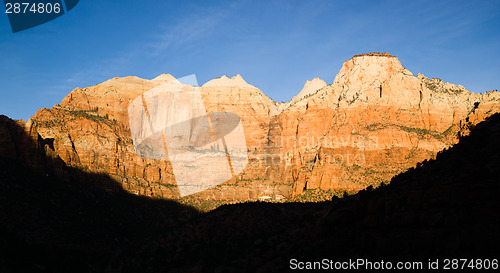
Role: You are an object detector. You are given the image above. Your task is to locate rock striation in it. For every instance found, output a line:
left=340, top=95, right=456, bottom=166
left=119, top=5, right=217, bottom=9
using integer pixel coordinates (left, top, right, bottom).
left=23, top=53, right=500, bottom=201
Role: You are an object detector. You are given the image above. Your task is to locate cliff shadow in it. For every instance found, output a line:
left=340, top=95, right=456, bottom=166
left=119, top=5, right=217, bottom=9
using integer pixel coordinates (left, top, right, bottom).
left=0, top=115, right=201, bottom=272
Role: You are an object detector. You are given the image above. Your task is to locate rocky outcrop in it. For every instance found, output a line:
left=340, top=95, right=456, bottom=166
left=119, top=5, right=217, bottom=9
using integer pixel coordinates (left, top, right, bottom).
left=25, top=53, right=500, bottom=201
left=0, top=116, right=46, bottom=174
left=277, top=77, right=327, bottom=112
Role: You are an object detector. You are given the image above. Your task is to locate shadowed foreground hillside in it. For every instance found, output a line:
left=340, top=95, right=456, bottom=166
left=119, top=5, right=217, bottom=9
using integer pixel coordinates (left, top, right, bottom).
left=112, top=114, right=500, bottom=273
left=1, top=113, right=499, bottom=272
left=0, top=116, right=200, bottom=272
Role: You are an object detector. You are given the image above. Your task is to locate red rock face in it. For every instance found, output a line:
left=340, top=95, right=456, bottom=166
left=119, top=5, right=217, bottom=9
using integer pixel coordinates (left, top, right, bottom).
left=26, top=54, right=500, bottom=201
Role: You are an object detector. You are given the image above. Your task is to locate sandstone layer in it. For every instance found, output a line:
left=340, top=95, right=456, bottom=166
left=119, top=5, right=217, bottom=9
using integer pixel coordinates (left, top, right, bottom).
left=25, top=53, right=500, bottom=201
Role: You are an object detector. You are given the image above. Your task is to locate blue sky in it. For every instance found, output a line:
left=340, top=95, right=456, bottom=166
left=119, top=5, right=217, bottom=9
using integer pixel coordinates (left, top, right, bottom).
left=1, top=0, right=499, bottom=121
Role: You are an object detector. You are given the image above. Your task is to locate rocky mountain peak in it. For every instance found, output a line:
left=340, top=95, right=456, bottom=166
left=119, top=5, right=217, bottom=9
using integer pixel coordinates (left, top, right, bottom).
left=277, top=77, right=328, bottom=112
left=297, top=77, right=327, bottom=99
left=151, top=74, right=177, bottom=83
left=333, top=52, right=404, bottom=87
left=202, top=74, right=257, bottom=89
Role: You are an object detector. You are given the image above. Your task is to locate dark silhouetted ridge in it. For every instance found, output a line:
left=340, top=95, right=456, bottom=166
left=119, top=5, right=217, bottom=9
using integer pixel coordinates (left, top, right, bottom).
left=112, top=114, right=500, bottom=273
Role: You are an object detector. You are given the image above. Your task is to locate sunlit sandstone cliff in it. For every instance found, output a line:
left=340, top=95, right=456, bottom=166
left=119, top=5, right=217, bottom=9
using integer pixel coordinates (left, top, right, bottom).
left=25, top=53, right=500, bottom=200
